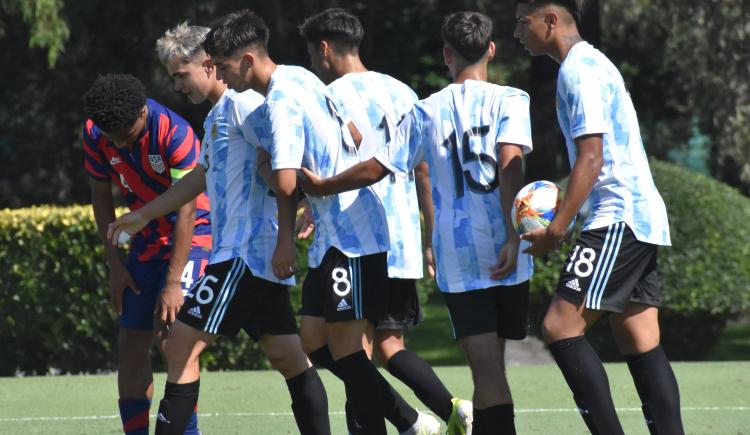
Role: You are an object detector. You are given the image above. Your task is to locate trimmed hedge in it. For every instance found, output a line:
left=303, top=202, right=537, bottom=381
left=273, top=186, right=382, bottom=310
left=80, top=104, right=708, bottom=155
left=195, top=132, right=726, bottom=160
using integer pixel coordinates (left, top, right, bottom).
left=1, top=160, right=749, bottom=373
left=0, top=206, right=306, bottom=375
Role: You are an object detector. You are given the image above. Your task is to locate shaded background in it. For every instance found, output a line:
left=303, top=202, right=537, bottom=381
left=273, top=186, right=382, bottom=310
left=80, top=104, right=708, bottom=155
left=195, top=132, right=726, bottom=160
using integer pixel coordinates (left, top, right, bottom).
left=1, top=0, right=749, bottom=208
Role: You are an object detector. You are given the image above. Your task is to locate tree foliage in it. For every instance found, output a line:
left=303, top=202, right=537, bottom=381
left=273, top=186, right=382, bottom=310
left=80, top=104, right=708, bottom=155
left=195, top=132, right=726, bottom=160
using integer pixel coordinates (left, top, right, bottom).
left=600, top=0, right=750, bottom=192
left=0, top=0, right=748, bottom=205
left=0, top=0, right=69, bottom=66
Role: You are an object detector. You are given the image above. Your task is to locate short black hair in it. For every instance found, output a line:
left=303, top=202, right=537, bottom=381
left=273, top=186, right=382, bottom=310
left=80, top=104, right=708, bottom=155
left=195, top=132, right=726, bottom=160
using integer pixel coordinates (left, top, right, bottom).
left=517, top=0, right=587, bottom=25
left=83, top=74, right=146, bottom=132
left=299, top=8, right=364, bottom=53
left=441, top=12, right=493, bottom=63
left=203, top=9, right=269, bottom=58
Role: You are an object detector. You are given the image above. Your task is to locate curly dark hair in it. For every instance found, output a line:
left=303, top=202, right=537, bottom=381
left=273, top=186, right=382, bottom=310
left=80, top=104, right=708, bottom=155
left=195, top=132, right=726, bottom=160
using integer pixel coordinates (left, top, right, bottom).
left=299, top=8, right=364, bottom=54
left=83, top=74, right=147, bottom=131
left=441, top=12, right=493, bottom=63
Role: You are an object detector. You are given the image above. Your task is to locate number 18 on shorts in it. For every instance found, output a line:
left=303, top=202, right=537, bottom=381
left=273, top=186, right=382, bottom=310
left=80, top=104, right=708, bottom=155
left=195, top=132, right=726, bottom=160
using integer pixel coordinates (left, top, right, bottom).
left=556, top=222, right=662, bottom=313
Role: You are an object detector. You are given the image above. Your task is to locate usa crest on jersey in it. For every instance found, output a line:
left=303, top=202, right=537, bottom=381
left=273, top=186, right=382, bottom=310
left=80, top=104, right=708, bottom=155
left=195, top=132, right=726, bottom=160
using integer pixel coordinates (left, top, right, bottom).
left=148, top=154, right=166, bottom=174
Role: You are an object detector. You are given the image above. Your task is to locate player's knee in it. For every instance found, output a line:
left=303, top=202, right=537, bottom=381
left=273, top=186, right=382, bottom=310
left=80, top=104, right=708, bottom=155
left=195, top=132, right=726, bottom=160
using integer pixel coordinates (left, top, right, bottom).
left=541, top=313, right=568, bottom=344
left=118, top=329, right=152, bottom=366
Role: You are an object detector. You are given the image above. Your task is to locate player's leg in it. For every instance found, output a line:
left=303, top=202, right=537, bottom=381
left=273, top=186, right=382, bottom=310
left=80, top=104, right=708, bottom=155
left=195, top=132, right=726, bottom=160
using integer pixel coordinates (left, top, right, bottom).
left=255, top=281, right=330, bottom=435
left=154, top=258, right=245, bottom=435
left=152, top=250, right=208, bottom=435
left=543, top=296, right=619, bottom=434
left=443, top=283, right=527, bottom=435
left=117, top=327, right=155, bottom=435
left=545, top=222, right=656, bottom=434
left=117, top=255, right=165, bottom=435
left=611, top=305, right=684, bottom=433
left=375, top=279, right=458, bottom=428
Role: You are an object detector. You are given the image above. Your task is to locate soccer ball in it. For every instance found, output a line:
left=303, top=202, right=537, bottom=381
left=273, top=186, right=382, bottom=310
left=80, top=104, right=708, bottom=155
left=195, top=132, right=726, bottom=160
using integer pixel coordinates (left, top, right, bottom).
left=511, top=180, right=574, bottom=235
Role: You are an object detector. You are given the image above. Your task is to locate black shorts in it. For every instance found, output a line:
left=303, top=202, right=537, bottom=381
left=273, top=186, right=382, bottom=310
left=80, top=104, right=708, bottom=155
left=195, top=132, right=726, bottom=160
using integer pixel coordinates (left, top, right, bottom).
left=556, top=222, right=661, bottom=313
left=301, top=247, right=388, bottom=323
left=442, top=282, right=530, bottom=340
left=375, top=278, right=423, bottom=330
left=177, top=258, right=298, bottom=341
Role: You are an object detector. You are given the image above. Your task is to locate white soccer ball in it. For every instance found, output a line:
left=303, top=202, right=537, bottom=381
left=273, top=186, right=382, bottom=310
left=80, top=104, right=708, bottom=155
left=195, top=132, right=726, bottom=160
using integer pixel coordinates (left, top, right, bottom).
left=117, top=231, right=132, bottom=246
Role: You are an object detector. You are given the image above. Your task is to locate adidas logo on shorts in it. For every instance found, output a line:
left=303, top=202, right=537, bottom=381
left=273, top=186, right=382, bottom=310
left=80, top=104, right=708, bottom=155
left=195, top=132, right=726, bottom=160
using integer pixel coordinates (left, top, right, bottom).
left=336, top=298, right=351, bottom=312
left=566, top=278, right=582, bottom=292
left=187, top=306, right=202, bottom=319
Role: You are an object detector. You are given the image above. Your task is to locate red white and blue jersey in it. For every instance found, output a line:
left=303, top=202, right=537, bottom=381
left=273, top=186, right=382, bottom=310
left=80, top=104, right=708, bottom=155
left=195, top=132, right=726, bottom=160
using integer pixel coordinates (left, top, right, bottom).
left=83, top=99, right=212, bottom=261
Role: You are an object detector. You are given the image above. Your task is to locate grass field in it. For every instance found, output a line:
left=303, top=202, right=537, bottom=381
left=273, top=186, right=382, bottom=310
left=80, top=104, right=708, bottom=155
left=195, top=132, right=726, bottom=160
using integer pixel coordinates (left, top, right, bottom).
left=0, top=362, right=748, bottom=434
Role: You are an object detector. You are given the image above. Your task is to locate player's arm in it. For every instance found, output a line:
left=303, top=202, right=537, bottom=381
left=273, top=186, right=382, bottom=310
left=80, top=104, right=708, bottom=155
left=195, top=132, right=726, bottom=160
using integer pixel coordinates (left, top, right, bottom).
left=107, top=167, right=206, bottom=244
left=414, top=162, right=436, bottom=278
left=523, top=134, right=603, bottom=255
left=162, top=178, right=199, bottom=325
left=272, top=168, right=298, bottom=279
left=299, top=157, right=390, bottom=196
left=491, top=143, right=525, bottom=278
left=90, top=178, right=141, bottom=315
left=550, top=134, right=603, bottom=236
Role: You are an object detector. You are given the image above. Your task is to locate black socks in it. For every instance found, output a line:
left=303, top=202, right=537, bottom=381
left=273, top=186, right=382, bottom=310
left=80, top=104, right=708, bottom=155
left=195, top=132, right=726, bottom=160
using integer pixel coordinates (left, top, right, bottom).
left=387, top=349, right=453, bottom=422
left=549, top=336, right=625, bottom=435
left=625, top=346, right=685, bottom=435
left=474, top=404, right=516, bottom=435
left=286, top=367, right=331, bottom=435
left=154, top=379, right=200, bottom=435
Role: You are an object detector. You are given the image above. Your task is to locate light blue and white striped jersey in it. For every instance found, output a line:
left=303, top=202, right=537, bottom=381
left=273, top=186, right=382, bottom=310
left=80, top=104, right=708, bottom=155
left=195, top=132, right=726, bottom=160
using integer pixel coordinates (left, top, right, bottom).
left=557, top=42, right=670, bottom=246
left=199, top=89, right=293, bottom=285
left=376, top=80, right=534, bottom=293
left=328, top=71, right=423, bottom=279
left=247, top=65, right=389, bottom=268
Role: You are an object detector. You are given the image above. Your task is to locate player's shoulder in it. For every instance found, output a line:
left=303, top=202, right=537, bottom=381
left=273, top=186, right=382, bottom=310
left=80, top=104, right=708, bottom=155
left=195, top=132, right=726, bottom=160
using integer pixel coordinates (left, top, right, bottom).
left=378, top=72, right=418, bottom=101
left=559, top=42, right=613, bottom=81
left=226, top=89, right=265, bottom=114
left=83, top=118, right=101, bottom=140
left=147, top=98, right=192, bottom=130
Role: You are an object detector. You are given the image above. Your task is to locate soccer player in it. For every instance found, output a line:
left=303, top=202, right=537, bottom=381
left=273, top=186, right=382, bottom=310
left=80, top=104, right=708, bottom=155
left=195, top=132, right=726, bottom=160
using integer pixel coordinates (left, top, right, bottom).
left=107, top=23, right=329, bottom=434
left=514, top=1, right=685, bottom=434
left=83, top=73, right=211, bottom=435
left=200, top=9, right=438, bottom=435
left=301, top=11, right=535, bottom=435
left=299, top=8, right=472, bottom=435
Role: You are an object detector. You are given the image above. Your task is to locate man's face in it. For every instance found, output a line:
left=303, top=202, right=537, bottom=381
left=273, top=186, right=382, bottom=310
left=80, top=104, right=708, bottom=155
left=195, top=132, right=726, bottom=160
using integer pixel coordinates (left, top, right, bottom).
left=100, top=106, right=147, bottom=148
left=514, top=3, right=549, bottom=56
left=211, top=51, right=250, bottom=92
left=166, top=55, right=212, bottom=104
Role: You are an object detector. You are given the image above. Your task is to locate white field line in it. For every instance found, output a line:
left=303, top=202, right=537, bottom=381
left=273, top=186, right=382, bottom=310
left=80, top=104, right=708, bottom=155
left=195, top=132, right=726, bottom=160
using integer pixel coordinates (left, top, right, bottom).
left=0, top=407, right=748, bottom=423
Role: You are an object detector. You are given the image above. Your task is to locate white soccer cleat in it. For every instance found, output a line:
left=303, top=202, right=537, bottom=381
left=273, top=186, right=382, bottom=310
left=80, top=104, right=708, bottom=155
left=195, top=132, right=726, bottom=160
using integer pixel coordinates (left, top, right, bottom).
left=446, top=398, right=473, bottom=435
left=400, top=411, right=441, bottom=435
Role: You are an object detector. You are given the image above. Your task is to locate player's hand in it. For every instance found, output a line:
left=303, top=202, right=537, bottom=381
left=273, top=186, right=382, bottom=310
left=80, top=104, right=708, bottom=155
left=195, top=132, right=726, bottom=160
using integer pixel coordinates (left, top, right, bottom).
left=272, top=239, right=297, bottom=279
left=491, top=240, right=519, bottom=279
left=423, top=246, right=436, bottom=278
left=521, top=228, right=559, bottom=256
left=108, top=261, right=140, bottom=315
left=299, top=167, right=324, bottom=197
left=295, top=198, right=315, bottom=239
left=107, top=211, right=149, bottom=247
left=156, top=280, right=184, bottom=326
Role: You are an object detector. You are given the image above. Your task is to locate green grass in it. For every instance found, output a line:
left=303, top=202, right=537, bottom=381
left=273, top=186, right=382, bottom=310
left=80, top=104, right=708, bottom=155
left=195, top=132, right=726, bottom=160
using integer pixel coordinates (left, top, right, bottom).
left=0, top=363, right=748, bottom=434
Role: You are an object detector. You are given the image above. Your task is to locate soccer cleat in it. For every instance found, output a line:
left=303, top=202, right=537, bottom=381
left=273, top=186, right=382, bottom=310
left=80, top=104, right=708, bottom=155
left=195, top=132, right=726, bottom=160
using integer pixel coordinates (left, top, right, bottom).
left=446, top=398, right=473, bottom=435
left=399, top=411, right=441, bottom=435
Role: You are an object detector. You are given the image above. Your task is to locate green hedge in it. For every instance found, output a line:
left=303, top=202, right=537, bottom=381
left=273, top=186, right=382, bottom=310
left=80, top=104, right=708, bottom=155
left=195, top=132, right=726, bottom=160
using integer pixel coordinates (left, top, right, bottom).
left=1, top=160, right=749, bottom=374
left=0, top=206, right=307, bottom=375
